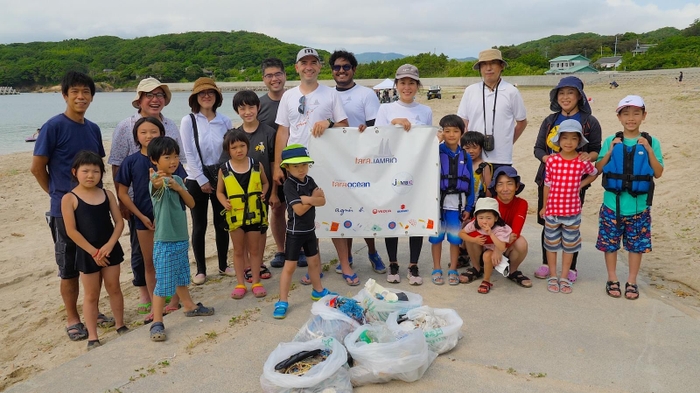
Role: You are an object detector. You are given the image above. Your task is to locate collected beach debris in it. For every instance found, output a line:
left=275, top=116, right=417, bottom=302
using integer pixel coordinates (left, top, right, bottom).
left=387, top=306, right=464, bottom=354
left=294, top=295, right=365, bottom=343
left=354, top=278, right=423, bottom=322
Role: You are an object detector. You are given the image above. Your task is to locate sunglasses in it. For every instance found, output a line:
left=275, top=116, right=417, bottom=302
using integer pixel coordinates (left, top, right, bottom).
left=298, top=95, right=306, bottom=114
left=332, top=64, right=353, bottom=72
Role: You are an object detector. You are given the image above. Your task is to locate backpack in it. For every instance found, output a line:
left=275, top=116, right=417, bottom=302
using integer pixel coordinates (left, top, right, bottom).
left=601, top=131, right=655, bottom=224
left=439, top=148, right=472, bottom=214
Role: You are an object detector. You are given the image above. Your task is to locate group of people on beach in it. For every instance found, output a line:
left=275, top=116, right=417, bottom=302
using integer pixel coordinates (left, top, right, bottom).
left=31, top=46, right=663, bottom=347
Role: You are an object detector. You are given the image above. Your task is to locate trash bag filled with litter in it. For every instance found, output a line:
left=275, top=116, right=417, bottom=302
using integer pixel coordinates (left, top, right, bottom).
left=387, top=306, right=463, bottom=354
left=353, top=278, right=422, bottom=322
left=294, top=295, right=366, bottom=342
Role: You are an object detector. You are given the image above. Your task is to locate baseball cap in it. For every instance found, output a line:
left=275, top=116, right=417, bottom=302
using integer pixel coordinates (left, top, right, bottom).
left=616, top=95, right=645, bottom=113
left=296, top=48, right=321, bottom=62
left=395, top=64, right=420, bottom=81
left=280, top=144, right=314, bottom=167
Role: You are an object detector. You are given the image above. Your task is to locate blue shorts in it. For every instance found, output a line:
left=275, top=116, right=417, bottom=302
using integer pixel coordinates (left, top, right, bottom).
left=543, top=214, right=582, bottom=253
left=153, top=240, right=191, bottom=297
left=596, top=205, right=652, bottom=254
left=429, top=210, right=462, bottom=246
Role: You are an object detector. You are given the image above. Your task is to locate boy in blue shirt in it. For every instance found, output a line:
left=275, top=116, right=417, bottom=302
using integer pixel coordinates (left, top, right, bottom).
left=147, top=137, right=215, bottom=341
left=596, top=95, right=663, bottom=300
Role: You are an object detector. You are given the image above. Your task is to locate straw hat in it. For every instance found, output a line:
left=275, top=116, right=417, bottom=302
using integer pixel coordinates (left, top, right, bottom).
left=131, top=77, right=172, bottom=109
left=189, top=77, right=223, bottom=104
left=472, top=49, right=508, bottom=71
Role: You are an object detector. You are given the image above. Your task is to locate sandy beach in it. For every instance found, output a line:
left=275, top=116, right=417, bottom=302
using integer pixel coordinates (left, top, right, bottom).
left=1, top=75, right=699, bottom=390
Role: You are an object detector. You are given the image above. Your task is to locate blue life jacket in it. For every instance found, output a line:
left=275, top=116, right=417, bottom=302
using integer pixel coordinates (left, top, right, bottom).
left=439, top=145, right=472, bottom=213
left=602, top=131, right=655, bottom=224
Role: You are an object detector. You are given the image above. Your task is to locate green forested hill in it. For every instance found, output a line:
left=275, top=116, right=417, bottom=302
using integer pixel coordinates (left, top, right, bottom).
left=1, top=22, right=700, bottom=89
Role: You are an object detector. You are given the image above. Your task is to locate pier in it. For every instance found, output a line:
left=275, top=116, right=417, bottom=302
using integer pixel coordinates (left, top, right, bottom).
left=0, top=86, right=19, bottom=95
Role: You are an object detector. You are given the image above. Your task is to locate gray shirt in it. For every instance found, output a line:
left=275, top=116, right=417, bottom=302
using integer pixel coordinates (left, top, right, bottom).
left=258, top=93, right=280, bottom=132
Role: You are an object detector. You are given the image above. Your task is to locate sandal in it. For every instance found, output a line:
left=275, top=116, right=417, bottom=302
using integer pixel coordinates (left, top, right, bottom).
left=606, top=280, right=621, bottom=298
left=459, top=266, right=482, bottom=284
left=625, top=282, right=639, bottom=300
left=231, top=284, right=247, bottom=299
left=97, top=313, right=115, bottom=328
left=137, top=302, right=152, bottom=315
left=335, top=258, right=353, bottom=274
left=87, top=339, right=101, bottom=350
left=252, top=282, right=267, bottom=298
left=163, top=304, right=181, bottom=315
left=300, top=272, right=323, bottom=285
left=431, top=269, right=444, bottom=285
left=456, top=250, right=470, bottom=268
left=559, top=278, right=573, bottom=294
left=448, top=269, right=460, bottom=286
left=116, top=326, right=130, bottom=336
left=477, top=280, right=493, bottom=294
left=270, top=252, right=285, bottom=268
left=65, top=322, right=88, bottom=341
left=534, top=265, right=550, bottom=279
left=343, top=272, right=360, bottom=286
left=547, top=277, right=560, bottom=293
left=184, top=302, right=215, bottom=317
left=507, top=270, right=533, bottom=288
left=260, top=265, right=272, bottom=279
left=273, top=301, right=288, bottom=319
left=143, top=312, right=154, bottom=325
left=150, top=322, right=166, bottom=342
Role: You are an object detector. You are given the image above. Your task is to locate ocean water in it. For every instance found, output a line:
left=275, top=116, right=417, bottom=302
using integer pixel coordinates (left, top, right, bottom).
left=0, top=91, right=244, bottom=155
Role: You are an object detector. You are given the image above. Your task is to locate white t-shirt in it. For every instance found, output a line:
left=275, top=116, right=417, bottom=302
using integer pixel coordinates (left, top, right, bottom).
left=456, top=80, right=526, bottom=165
left=275, top=84, right=347, bottom=147
left=337, top=84, right=380, bottom=127
left=375, top=100, right=433, bottom=127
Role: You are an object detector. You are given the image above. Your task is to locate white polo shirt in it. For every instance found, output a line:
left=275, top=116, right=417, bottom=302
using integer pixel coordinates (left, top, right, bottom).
left=276, top=84, right=347, bottom=147
left=457, top=80, right=526, bottom=165
left=337, top=84, right=380, bottom=127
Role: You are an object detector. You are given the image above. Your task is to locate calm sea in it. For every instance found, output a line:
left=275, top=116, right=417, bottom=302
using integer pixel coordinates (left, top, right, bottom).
left=0, top=92, right=244, bottom=155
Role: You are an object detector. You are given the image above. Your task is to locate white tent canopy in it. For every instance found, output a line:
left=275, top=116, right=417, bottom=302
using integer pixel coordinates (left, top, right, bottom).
left=373, top=78, right=394, bottom=90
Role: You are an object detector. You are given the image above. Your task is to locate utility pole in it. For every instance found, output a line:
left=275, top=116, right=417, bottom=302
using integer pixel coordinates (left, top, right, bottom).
left=614, top=35, right=618, bottom=57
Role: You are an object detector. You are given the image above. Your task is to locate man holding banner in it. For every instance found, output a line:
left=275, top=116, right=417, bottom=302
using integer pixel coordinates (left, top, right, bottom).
left=329, top=50, right=387, bottom=279
left=273, top=47, right=353, bottom=284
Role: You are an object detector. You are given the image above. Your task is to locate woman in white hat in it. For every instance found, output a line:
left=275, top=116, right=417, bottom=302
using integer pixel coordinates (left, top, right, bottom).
left=180, top=77, right=233, bottom=284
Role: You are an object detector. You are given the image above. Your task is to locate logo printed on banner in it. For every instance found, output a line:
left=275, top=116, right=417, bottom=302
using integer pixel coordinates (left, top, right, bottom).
left=397, top=204, right=409, bottom=213
left=343, top=220, right=352, bottom=229
left=335, top=207, right=354, bottom=216
left=391, top=172, right=414, bottom=195
left=332, top=181, right=371, bottom=188
left=372, top=208, right=392, bottom=214
left=388, top=221, right=397, bottom=230
left=355, top=138, right=398, bottom=164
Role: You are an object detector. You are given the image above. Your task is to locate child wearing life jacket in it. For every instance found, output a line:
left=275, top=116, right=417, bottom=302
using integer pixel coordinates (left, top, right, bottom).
left=595, top=95, right=664, bottom=300
left=459, top=198, right=512, bottom=294
left=461, top=131, right=493, bottom=201
left=430, top=115, right=474, bottom=286
left=216, top=129, right=269, bottom=299
left=539, top=119, right=598, bottom=294
left=273, top=144, right=336, bottom=319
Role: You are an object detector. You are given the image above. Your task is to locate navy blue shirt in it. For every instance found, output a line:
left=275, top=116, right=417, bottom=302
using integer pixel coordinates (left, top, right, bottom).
left=115, top=152, right=187, bottom=230
left=284, top=174, right=318, bottom=234
left=33, top=113, right=105, bottom=217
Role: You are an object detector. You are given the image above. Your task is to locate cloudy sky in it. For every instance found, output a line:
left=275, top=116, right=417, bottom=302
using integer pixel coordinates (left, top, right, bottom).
left=0, top=0, right=698, bottom=58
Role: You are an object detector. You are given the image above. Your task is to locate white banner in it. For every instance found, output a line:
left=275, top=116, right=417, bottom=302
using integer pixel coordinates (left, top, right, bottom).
left=308, top=125, right=440, bottom=238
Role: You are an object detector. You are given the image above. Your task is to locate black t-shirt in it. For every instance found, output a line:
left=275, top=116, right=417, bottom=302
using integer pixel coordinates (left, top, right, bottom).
left=284, top=175, right=318, bottom=234
left=258, top=94, right=280, bottom=131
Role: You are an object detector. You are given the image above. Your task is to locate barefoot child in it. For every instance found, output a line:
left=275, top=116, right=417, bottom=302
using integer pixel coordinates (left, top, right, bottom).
left=115, top=117, right=185, bottom=323
left=459, top=198, right=512, bottom=294
left=148, top=137, right=215, bottom=341
left=539, top=119, right=598, bottom=294
left=61, top=151, right=128, bottom=349
left=429, top=115, right=473, bottom=286
left=216, top=129, right=269, bottom=299
left=273, top=144, right=336, bottom=319
left=596, top=95, right=663, bottom=300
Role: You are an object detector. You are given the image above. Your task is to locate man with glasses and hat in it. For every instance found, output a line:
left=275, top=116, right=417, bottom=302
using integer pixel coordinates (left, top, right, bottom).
left=108, top=77, right=184, bottom=317
left=457, top=48, right=527, bottom=170
left=273, top=47, right=350, bottom=281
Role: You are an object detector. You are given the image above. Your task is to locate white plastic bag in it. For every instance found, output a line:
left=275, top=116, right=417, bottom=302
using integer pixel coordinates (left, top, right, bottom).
left=294, top=295, right=363, bottom=342
left=386, top=306, right=464, bottom=354
left=260, top=337, right=352, bottom=393
left=353, top=287, right=422, bottom=322
left=344, top=324, right=437, bottom=386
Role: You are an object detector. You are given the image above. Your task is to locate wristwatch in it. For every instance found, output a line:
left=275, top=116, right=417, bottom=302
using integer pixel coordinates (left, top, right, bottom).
left=327, top=119, right=335, bottom=128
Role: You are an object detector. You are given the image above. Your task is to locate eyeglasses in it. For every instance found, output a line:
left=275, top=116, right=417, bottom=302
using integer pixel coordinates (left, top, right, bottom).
left=332, top=64, right=353, bottom=72
left=144, top=92, right=166, bottom=100
left=197, top=90, right=216, bottom=98
left=263, top=72, right=285, bottom=80
left=298, top=96, right=306, bottom=114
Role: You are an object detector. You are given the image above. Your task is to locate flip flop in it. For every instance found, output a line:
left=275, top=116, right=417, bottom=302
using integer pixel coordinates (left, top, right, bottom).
left=137, top=302, right=151, bottom=315
left=300, top=272, right=323, bottom=285
left=343, top=273, right=360, bottom=286
left=65, top=322, right=88, bottom=341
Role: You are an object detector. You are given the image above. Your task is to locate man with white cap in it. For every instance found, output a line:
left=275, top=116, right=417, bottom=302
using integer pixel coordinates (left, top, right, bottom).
left=457, top=48, right=527, bottom=169
left=273, top=47, right=353, bottom=284
left=108, top=77, right=184, bottom=318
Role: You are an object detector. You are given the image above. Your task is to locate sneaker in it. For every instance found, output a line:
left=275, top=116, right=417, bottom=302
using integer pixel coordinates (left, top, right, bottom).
left=311, top=288, right=337, bottom=301
left=368, top=252, right=386, bottom=274
left=273, top=301, right=288, bottom=319
left=386, top=263, right=400, bottom=283
left=335, top=256, right=353, bottom=274
left=567, top=269, right=578, bottom=283
left=192, top=273, right=206, bottom=285
left=219, top=267, right=235, bottom=277
left=297, top=252, right=308, bottom=267
left=534, top=265, right=549, bottom=279
left=270, top=252, right=285, bottom=268
left=407, top=264, right=423, bottom=285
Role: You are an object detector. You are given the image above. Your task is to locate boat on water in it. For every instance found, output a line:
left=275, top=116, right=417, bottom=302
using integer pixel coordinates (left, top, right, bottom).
left=25, top=129, right=40, bottom=142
